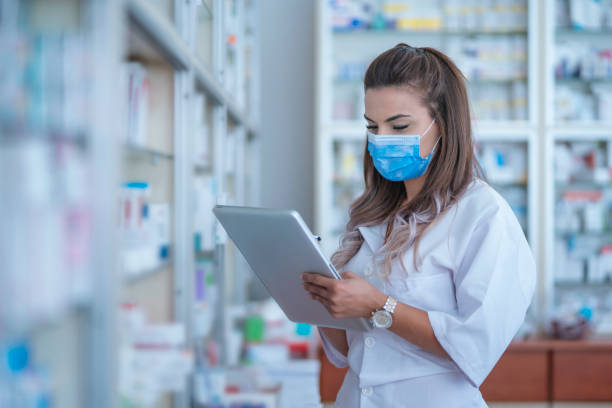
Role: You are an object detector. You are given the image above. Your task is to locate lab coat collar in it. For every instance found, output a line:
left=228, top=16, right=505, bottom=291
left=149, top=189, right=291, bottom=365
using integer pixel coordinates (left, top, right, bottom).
left=358, top=223, right=387, bottom=252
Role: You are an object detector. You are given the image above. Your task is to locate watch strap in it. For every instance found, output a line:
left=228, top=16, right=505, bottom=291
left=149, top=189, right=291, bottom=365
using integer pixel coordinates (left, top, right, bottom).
left=383, top=296, right=397, bottom=314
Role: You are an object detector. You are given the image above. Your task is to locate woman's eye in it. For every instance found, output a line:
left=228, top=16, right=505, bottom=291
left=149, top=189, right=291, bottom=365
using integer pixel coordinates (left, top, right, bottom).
left=366, top=125, right=377, bottom=130
left=393, top=125, right=409, bottom=130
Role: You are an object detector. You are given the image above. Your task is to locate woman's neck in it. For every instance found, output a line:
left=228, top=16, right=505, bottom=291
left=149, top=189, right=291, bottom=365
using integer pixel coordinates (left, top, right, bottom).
left=403, top=174, right=426, bottom=204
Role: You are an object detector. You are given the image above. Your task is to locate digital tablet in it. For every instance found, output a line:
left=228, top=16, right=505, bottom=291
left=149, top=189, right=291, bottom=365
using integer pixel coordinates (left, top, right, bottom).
left=213, top=205, right=372, bottom=331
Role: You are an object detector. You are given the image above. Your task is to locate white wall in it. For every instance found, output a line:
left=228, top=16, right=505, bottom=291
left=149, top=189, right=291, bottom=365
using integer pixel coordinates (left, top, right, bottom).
left=258, top=0, right=315, bottom=227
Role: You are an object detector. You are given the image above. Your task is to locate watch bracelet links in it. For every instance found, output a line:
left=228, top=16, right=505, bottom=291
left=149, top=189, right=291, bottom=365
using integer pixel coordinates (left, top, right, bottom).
left=371, top=295, right=397, bottom=317
left=383, top=295, right=397, bottom=314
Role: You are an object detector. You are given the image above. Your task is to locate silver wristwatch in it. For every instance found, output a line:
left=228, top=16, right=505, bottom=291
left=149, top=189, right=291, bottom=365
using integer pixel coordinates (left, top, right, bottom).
left=370, top=295, right=397, bottom=329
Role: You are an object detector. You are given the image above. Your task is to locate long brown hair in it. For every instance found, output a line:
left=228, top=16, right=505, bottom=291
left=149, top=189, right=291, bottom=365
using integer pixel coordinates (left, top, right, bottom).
left=330, top=43, right=485, bottom=277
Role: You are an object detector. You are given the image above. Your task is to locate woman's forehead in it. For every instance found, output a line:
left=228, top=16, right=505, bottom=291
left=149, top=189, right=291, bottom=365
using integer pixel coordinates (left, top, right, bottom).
left=364, top=86, right=427, bottom=118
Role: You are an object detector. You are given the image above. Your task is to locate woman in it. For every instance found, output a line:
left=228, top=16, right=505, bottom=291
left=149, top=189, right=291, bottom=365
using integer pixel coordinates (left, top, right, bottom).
left=302, top=44, right=536, bottom=407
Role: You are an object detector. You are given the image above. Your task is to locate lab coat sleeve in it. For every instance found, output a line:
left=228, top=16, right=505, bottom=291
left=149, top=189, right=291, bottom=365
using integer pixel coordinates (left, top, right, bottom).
left=317, top=327, right=349, bottom=368
left=427, top=205, right=536, bottom=388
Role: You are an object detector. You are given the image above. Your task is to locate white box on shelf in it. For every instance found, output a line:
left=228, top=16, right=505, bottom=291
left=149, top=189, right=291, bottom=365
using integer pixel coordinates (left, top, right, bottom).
left=131, top=323, right=186, bottom=346
left=194, top=176, right=217, bottom=251
left=587, top=254, right=605, bottom=282
left=193, top=93, right=211, bottom=166
left=149, top=203, right=171, bottom=256
left=123, top=62, right=150, bottom=147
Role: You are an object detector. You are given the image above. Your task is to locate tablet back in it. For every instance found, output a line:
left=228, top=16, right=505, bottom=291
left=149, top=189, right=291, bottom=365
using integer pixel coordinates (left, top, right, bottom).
left=213, top=205, right=372, bottom=331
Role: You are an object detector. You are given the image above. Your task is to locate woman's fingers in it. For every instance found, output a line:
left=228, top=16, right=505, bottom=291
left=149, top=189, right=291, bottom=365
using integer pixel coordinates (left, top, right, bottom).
left=302, top=282, right=329, bottom=298
left=339, top=271, right=358, bottom=279
left=306, top=286, right=348, bottom=318
left=301, top=272, right=335, bottom=288
left=302, top=271, right=355, bottom=318
left=303, top=282, right=336, bottom=311
left=312, top=293, right=332, bottom=310
left=305, top=286, right=344, bottom=316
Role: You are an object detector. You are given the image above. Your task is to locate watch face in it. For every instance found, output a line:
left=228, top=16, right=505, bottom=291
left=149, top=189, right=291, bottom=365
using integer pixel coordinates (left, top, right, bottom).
left=372, top=310, right=392, bottom=329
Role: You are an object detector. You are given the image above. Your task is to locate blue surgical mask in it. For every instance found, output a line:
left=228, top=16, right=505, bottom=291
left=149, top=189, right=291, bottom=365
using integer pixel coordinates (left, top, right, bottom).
left=367, top=119, right=440, bottom=182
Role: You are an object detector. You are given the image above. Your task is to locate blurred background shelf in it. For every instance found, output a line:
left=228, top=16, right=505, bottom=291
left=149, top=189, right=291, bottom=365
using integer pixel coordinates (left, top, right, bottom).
left=333, top=28, right=529, bottom=35
left=124, top=258, right=174, bottom=283
left=126, top=0, right=190, bottom=69
left=552, top=4, right=612, bottom=124
left=555, top=281, right=612, bottom=288
left=316, top=0, right=537, bottom=255
left=124, top=143, right=175, bottom=159
left=316, top=0, right=611, bottom=350
left=553, top=127, right=612, bottom=139
left=556, top=28, right=612, bottom=36
left=0, top=0, right=260, bottom=406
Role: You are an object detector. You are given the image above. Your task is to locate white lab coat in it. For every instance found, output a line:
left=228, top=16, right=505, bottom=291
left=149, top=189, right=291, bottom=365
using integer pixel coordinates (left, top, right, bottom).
left=319, top=178, right=536, bottom=408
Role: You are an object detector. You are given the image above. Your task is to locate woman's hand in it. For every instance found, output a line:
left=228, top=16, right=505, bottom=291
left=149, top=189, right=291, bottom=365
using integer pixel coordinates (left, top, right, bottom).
left=301, top=271, right=387, bottom=319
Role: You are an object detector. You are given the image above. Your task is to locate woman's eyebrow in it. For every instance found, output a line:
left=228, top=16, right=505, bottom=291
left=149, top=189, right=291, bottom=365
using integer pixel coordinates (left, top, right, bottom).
left=363, top=113, right=412, bottom=123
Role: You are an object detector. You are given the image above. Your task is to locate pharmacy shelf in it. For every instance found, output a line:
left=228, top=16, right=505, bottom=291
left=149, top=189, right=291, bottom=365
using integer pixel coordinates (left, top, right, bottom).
left=555, top=28, right=612, bottom=37
left=555, top=281, right=612, bottom=288
left=118, top=49, right=180, bottom=408
left=548, top=2, right=612, bottom=126
left=556, top=182, right=612, bottom=190
left=188, top=0, right=261, bottom=405
left=193, top=61, right=259, bottom=135
left=126, top=0, right=190, bottom=69
left=119, top=1, right=260, bottom=407
left=552, top=126, right=612, bottom=141
left=124, top=143, right=175, bottom=159
left=0, top=126, right=90, bottom=146
left=474, top=125, right=534, bottom=142
left=195, top=249, right=215, bottom=261
left=474, top=121, right=534, bottom=132
left=193, top=63, right=229, bottom=111
left=333, top=78, right=528, bottom=87
left=315, top=0, right=612, bottom=342
left=326, top=1, right=537, bottom=124
left=556, top=78, right=612, bottom=85
left=543, top=0, right=612, bottom=336
left=0, top=0, right=121, bottom=406
left=124, top=258, right=174, bottom=283
left=127, top=0, right=258, bottom=136
left=332, top=28, right=529, bottom=36
left=489, top=180, right=529, bottom=187
left=194, top=163, right=214, bottom=173
left=198, top=0, right=213, bottom=18
left=478, top=132, right=538, bottom=249
left=1, top=0, right=260, bottom=405
left=555, top=230, right=612, bottom=238
left=0, top=301, right=90, bottom=346
left=316, top=0, right=542, bottom=332
left=474, top=134, right=532, bottom=142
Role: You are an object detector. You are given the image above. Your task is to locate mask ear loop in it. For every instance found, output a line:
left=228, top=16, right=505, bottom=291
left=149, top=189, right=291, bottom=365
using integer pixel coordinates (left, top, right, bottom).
left=421, top=119, right=440, bottom=157
left=421, top=118, right=436, bottom=137
left=429, top=136, right=442, bottom=156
